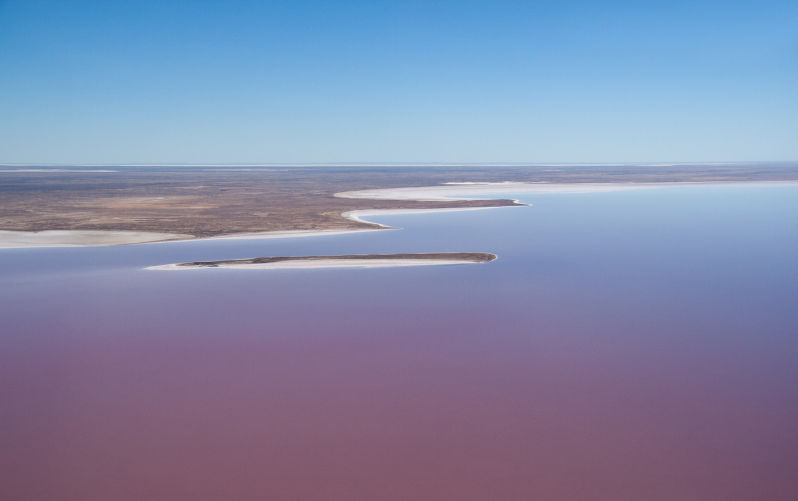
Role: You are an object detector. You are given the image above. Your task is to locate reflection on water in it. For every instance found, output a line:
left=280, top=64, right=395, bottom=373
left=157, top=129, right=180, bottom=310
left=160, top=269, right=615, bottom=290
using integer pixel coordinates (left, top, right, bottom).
left=2, top=184, right=797, bottom=500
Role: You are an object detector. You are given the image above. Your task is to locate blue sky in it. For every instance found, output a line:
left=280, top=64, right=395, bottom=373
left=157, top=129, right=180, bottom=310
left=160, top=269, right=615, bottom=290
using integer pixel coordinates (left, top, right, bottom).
left=1, top=0, right=796, bottom=163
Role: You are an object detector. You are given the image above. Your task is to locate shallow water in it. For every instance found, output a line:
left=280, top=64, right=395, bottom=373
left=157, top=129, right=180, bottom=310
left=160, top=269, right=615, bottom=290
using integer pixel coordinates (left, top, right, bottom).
left=2, top=184, right=797, bottom=500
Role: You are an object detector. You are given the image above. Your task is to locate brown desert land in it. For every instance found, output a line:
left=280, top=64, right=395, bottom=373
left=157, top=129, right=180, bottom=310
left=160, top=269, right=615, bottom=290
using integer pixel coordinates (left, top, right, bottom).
left=1, top=163, right=797, bottom=240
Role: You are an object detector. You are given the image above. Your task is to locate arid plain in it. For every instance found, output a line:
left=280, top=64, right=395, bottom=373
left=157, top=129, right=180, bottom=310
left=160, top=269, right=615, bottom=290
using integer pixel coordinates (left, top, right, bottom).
left=3, top=163, right=797, bottom=240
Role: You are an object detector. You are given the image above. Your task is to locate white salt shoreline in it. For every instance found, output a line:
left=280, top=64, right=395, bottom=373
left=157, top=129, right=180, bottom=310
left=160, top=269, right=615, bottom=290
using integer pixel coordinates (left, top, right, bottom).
left=0, top=169, right=117, bottom=173
left=0, top=228, right=386, bottom=249
left=335, top=181, right=644, bottom=201
left=201, top=228, right=383, bottom=240
left=337, top=180, right=798, bottom=202
left=146, top=258, right=482, bottom=271
left=341, top=205, right=518, bottom=227
left=0, top=230, right=194, bottom=249
left=3, top=180, right=796, bottom=249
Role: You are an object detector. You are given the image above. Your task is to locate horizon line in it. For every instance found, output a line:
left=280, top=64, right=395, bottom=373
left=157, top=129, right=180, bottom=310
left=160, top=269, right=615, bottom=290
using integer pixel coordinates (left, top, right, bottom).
left=2, top=160, right=797, bottom=168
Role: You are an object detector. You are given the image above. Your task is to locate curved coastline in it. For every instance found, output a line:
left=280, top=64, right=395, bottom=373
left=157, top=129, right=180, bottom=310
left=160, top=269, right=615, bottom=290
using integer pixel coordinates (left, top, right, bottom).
left=3, top=180, right=796, bottom=249
left=340, top=205, right=522, bottom=228
left=0, top=182, right=527, bottom=248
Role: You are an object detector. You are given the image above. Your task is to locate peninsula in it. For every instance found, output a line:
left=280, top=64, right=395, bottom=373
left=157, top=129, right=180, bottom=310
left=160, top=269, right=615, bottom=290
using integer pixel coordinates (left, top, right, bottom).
left=2, top=163, right=798, bottom=247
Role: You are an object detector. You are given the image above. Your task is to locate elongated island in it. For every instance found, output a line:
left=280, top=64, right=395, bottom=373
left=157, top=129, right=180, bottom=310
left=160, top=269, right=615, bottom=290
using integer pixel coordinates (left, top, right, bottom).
left=147, top=252, right=497, bottom=270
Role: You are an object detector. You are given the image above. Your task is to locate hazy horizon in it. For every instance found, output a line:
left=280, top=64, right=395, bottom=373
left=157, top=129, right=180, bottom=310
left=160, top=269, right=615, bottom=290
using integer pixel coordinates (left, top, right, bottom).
left=2, top=161, right=797, bottom=167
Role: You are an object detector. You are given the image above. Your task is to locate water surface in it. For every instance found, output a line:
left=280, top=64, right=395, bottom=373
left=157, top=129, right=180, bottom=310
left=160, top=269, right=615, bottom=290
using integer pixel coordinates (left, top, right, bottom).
left=2, top=184, right=797, bottom=500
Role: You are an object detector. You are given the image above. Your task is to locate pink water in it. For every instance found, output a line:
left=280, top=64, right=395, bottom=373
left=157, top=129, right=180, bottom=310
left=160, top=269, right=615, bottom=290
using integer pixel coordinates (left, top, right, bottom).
left=2, top=185, right=797, bottom=500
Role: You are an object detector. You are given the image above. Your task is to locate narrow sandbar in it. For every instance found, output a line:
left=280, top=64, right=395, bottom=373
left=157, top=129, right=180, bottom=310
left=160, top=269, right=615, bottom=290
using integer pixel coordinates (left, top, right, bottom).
left=146, top=252, right=497, bottom=271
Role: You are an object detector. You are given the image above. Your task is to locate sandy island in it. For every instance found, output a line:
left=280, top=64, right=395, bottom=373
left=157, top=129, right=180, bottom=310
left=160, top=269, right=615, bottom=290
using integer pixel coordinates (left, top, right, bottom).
left=146, top=252, right=497, bottom=270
